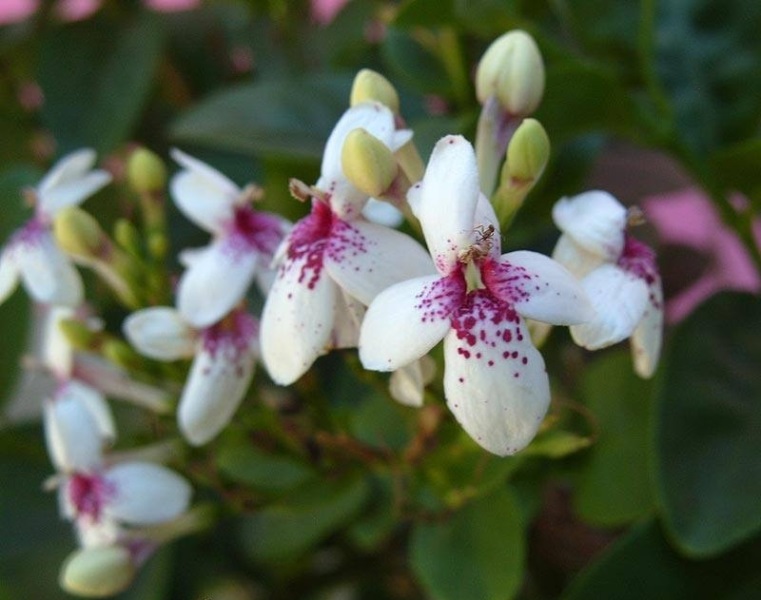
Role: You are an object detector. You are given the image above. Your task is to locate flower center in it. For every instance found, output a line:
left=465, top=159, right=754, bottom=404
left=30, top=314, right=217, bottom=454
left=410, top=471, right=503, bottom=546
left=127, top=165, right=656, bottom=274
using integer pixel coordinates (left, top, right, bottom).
left=69, top=472, right=114, bottom=522
left=229, top=205, right=284, bottom=257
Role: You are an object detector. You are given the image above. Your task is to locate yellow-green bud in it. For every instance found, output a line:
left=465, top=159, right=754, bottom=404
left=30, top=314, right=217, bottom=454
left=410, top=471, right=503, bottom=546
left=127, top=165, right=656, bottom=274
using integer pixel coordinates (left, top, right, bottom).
left=127, top=147, right=167, bottom=194
left=114, top=219, right=143, bottom=257
left=350, top=69, right=400, bottom=114
left=103, top=339, right=143, bottom=371
left=505, top=118, right=550, bottom=183
left=59, top=546, right=135, bottom=598
left=341, top=128, right=399, bottom=198
left=59, top=318, right=98, bottom=350
left=53, top=207, right=105, bottom=259
left=476, top=30, right=545, bottom=117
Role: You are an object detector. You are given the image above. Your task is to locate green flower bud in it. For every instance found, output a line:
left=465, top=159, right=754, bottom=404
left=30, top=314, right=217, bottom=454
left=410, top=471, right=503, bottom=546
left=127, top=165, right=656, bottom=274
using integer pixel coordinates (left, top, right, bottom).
left=504, top=118, right=550, bottom=184
left=59, top=546, right=135, bottom=598
left=103, top=339, right=143, bottom=371
left=341, top=128, right=399, bottom=198
left=114, top=219, right=143, bottom=258
left=59, top=318, right=98, bottom=350
left=127, top=147, right=167, bottom=194
left=476, top=30, right=545, bottom=117
left=53, top=207, right=105, bottom=259
left=350, top=69, right=400, bottom=113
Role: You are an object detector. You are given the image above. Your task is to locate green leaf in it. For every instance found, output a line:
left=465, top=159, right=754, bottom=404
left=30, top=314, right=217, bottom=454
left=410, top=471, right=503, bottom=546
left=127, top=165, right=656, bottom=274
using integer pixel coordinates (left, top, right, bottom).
left=563, top=520, right=761, bottom=600
left=523, top=429, right=592, bottom=459
left=349, top=391, right=413, bottom=452
left=216, top=442, right=316, bottom=495
left=394, top=0, right=457, bottom=27
left=410, top=487, right=525, bottom=600
left=238, top=475, right=369, bottom=564
left=170, top=74, right=353, bottom=160
left=654, top=293, right=761, bottom=556
left=38, top=14, right=164, bottom=155
left=380, top=28, right=451, bottom=97
left=573, top=351, right=656, bottom=527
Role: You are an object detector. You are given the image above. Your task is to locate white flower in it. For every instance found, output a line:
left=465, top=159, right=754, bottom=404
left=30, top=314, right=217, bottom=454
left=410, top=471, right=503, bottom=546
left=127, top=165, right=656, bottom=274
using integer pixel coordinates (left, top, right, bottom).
left=359, top=135, right=592, bottom=456
left=0, top=149, right=111, bottom=307
left=124, top=307, right=258, bottom=445
left=170, top=150, right=290, bottom=328
left=260, top=102, right=434, bottom=385
left=551, top=191, right=663, bottom=378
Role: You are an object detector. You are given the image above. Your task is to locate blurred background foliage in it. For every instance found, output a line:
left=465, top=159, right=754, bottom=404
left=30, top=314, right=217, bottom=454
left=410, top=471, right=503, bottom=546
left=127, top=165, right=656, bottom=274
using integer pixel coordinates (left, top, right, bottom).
left=0, top=0, right=759, bottom=598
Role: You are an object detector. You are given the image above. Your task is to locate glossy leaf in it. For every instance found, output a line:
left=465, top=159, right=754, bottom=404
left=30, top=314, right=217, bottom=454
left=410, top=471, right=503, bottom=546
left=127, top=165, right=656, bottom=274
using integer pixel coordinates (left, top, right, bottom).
left=410, top=487, right=525, bottom=600
left=216, top=442, right=316, bottom=495
left=655, top=293, right=761, bottom=556
left=563, top=520, right=761, bottom=600
left=573, top=351, right=656, bottom=527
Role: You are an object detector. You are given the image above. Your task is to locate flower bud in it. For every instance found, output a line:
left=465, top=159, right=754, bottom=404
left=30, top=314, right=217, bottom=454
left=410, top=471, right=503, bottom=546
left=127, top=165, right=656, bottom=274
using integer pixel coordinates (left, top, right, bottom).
left=103, top=339, right=144, bottom=372
left=127, top=147, right=167, bottom=194
left=114, top=218, right=143, bottom=257
left=59, top=317, right=99, bottom=350
left=59, top=546, right=135, bottom=598
left=341, top=128, right=399, bottom=198
left=504, top=118, right=550, bottom=184
left=476, top=30, right=545, bottom=117
left=350, top=69, right=400, bottom=114
left=53, top=207, right=105, bottom=259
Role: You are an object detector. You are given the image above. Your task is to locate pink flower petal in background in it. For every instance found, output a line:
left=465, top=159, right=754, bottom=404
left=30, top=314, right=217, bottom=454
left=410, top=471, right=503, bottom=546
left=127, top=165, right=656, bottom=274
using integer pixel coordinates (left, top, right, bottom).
left=56, top=0, right=101, bottom=21
left=311, top=0, right=350, bottom=25
left=0, top=0, right=38, bottom=25
left=643, top=188, right=760, bottom=323
left=143, top=0, right=200, bottom=12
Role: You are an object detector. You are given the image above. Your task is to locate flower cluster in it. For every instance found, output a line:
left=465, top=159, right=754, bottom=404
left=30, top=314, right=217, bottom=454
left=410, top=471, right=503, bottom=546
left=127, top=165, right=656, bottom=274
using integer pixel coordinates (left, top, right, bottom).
left=0, top=29, right=664, bottom=597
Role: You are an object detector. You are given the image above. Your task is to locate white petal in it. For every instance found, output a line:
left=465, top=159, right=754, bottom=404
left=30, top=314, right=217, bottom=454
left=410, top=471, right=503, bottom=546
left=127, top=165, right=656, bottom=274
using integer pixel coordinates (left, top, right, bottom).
left=0, top=245, right=21, bottom=306
left=570, top=264, right=649, bottom=349
left=170, top=148, right=239, bottom=234
left=474, top=192, right=502, bottom=258
left=39, top=171, right=111, bottom=218
left=176, top=238, right=258, bottom=328
left=483, top=251, right=592, bottom=325
left=416, top=135, right=480, bottom=275
left=103, top=462, right=191, bottom=525
left=38, top=149, right=96, bottom=193
left=74, top=517, right=121, bottom=549
left=178, top=323, right=257, bottom=445
left=552, top=191, right=626, bottom=260
left=551, top=233, right=607, bottom=279
left=123, top=307, right=196, bottom=361
left=44, top=382, right=104, bottom=472
left=362, top=198, right=404, bottom=228
left=260, top=252, right=338, bottom=385
left=16, top=229, right=83, bottom=306
left=41, top=306, right=75, bottom=377
left=324, top=219, right=435, bottom=305
left=631, top=277, right=663, bottom=378
left=359, top=274, right=464, bottom=371
left=72, top=381, right=116, bottom=444
left=389, top=356, right=436, bottom=407
left=331, top=290, right=364, bottom=350
left=444, top=291, right=550, bottom=456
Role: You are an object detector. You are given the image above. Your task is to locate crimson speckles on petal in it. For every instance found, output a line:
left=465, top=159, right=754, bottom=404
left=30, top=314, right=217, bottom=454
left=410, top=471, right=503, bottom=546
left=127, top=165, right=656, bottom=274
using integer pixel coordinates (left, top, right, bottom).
left=285, top=200, right=333, bottom=290
left=327, top=219, right=371, bottom=268
left=200, top=311, right=258, bottom=377
left=619, top=235, right=659, bottom=288
left=68, top=473, right=115, bottom=522
left=226, top=205, right=286, bottom=257
left=481, top=256, right=547, bottom=303
left=414, top=272, right=466, bottom=323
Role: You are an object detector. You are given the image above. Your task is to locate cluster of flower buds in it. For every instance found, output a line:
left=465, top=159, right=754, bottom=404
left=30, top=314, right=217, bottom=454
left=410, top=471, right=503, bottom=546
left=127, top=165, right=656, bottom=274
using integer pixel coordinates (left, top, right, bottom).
left=0, top=28, right=663, bottom=597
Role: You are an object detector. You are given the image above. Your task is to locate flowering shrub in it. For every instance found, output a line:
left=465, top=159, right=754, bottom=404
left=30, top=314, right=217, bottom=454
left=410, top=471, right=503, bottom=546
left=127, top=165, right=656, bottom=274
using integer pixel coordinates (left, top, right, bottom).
left=1, top=2, right=760, bottom=599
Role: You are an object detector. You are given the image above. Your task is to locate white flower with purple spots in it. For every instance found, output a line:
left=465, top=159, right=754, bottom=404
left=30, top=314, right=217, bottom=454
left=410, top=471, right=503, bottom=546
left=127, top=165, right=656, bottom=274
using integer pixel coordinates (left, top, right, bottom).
left=0, top=149, right=111, bottom=308
left=552, top=191, right=663, bottom=378
left=170, top=149, right=290, bottom=328
left=260, top=102, right=435, bottom=385
left=359, top=135, right=592, bottom=456
left=124, top=306, right=258, bottom=445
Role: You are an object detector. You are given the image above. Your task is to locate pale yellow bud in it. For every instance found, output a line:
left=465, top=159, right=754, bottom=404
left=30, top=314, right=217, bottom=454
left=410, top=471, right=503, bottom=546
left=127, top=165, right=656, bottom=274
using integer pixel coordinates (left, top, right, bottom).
left=127, top=147, right=167, bottom=194
left=505, top=118, right=550, bottom=183
left=350, top=69, right=400, bottom=113
left=341, top=128, right=399, bottom=198
left=476, top=30, right=545, bottom=117
left=53, top=207, right=105, bottom=259
left=59, top=546, right=135, bottom=598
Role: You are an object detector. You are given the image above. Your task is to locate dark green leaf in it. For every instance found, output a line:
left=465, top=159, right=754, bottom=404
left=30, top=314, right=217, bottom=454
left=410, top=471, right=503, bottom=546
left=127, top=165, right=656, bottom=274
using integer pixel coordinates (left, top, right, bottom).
left=170, top=74, right=353, bottom=160
left=216, top=442, right=316, bottom=494
left=38, top=14, right=164, bottom=155
left=380, top=28, right=451, bottom=97
left=394, top=0, right=457, bottom=27
left=349, top=391, right=413, bottom=452
left=563, top=520, right=761, bottom=600
left=238, top=475, right=368, bottom=563
left=654, top=293, right=761, bottom=556
left=573, top=351, right=656, bottom=527
left=410, top=487, right=525, bottom=600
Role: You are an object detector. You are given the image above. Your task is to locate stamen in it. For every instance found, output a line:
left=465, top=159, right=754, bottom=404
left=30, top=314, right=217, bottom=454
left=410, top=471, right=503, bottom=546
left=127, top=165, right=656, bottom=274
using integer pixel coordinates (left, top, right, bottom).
left=626, top=206, right=646, bottom=227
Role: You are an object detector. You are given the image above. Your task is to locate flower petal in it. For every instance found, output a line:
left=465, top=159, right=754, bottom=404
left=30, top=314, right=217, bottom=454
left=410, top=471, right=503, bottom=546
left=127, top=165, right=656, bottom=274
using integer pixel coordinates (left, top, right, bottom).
left=17, top=229, right=83, bottom=306
left=415, top=135, right=480, bottom=275
left=324, top=219, right=435, bottom=305
left=178, top=324, right=257, bottom=445
left=552, top=191, right=626, bottom=260
left=103, top=462, right=191, bottom=525
left=123, top=307, right=196, bottom=361
left=551, top=233, right=607, bottom=279
left=389, top=356, right=436, bottom=407
left=0, top=245, right=20, bottom=306
left=631, top=277, right=663, bottom=378
left=483, top=250, right=592, bottom=325
left=570, top=264, right=649, bottom=349
left=331, top=290, right=364, bottom=350
left=444, top=291, right=550, bottom=456
left=37, top=149, right=95, bottom=195
left=41, top=306, right=75, bottom=378
left=362, top=198, right=404, bottom=228
left=176, top=238, right=258, bottom=328
left=260, top=252, right=338, bottom=385
left=73, top=381, right=116, bottom=444
left=170, top=149, right=239, bottom=234
left=359, top=273, right=464, bottom=371
left=39, top=171, right=112, bottom=218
